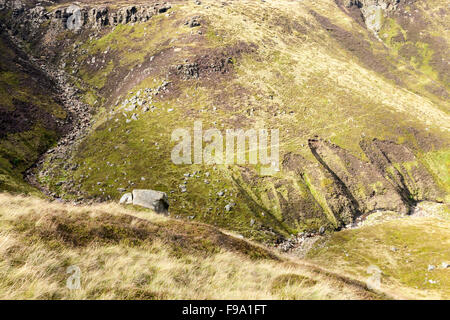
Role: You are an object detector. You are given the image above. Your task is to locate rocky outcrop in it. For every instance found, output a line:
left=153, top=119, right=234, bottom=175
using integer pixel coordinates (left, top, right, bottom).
left=342, top=0, right=400, bottom=34
left=1, top=1, right=172, bottom=38
left=344, top=0, right=400, bottom=10
left=309, top=137, right=410, bottom=215
left=66, top=5, right=84, bottom=31
left=359, top=138, right=442, bottom=202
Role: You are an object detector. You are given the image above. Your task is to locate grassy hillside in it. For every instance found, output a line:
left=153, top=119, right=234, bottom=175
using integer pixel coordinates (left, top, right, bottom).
left=0, top=0, right=449, bottom=243
left=0, top=31, right=66, bottom=194
left=0, top=0, right=448, bottom=300
left=306, top=202, right=450, bottom=299
left=0, top=193, right=381, bottom=299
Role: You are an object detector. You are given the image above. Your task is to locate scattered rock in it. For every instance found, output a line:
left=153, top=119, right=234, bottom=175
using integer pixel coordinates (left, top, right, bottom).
left=225, top=202, right=235, bottom=211
left=185, top=16, right=201, bottom=27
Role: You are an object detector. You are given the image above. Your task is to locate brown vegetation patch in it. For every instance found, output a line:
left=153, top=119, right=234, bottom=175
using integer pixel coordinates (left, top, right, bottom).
left=310, top=10, right=402, bottom=85
left=0, top=31, right=65, bottom=138
left=398, top=42, right=418, bottom=60
left=391, top=32, right=406, bottom=44
left=390, top=6, right=449, bottom=84
left=169, top=42, right=257, bottom=81
left=425, top=82, right=450, bottom=101
left=282, top=152, right=309, bottom=175
left=13, top=208, right=278, bottom=260
left=426, top=35, right=450, bottom=84
left=0, top=99, right=61, bottom=138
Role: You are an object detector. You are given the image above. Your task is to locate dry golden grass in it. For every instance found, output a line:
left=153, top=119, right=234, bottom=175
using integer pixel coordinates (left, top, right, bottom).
left=306, top=204, right=450, bottom=300
left=0, top=193, right=377, bottom=300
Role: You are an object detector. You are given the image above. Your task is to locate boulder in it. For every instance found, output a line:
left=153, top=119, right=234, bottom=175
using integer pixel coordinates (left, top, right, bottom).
left=185, top=16, right=201, bottom=27
left=11, top=0, right=24, bottom=12
left=132, top=189, right=169, bottom=213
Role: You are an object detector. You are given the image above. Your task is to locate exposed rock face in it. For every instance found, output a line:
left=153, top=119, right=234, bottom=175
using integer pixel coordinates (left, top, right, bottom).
left=66, top=5, right=84, bottom=31
left=309, top=137, right=410, bottom=215
left=132, top=189, right=170, bottom=214
left=0, top=1, right=172, bottom=38
left=343, top=0, right=400, bottom=34
left=58, top=3, right=172, bottom=29
left=118, top=189, right=170, bottom=213
left=359, top=139, right=441, bottom=203
left=345, top=0, right=399, bottom=8
left=235, top=136, right=444, bottom=233
left=362, top=4, right=384, bottom=33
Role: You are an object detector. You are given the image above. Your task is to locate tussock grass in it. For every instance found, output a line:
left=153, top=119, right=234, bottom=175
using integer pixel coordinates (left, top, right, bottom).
left=0, top=193, right=371, bottom=300
left=306, top=205, right=450, bottom=299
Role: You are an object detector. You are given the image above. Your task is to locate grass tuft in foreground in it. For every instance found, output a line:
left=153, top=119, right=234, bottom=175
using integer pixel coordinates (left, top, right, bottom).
left=0, top=193, right=377, bottom=300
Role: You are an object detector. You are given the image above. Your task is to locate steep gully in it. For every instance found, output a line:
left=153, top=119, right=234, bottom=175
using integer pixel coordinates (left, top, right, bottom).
left=0, top=1, right=175, bottom=200
left=0, top=32, right=92, bottom=199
